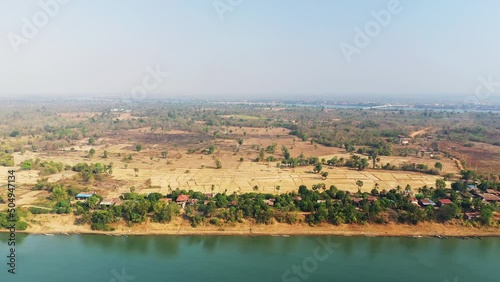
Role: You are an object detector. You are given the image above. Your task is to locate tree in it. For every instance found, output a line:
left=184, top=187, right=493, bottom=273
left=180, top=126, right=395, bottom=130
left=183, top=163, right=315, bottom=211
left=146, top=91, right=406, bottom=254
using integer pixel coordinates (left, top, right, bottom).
left=460, top=170, right=476, bottom=183
left=357, top=158, right=369, bottom=171
left=258, top=149, right=265, bottom=162
left=215, top=159, right=222, bottom=169
left=435, top=179, right=446, bottom=189
left=136, top=144, right=142, bottom=152
left=161, top=151, right=168, bottom=158
left=434, top=162, right=443, bottom=172
left=313, top=163, right=322, bottom=174
left=134, top=168, right=139, bottom=177
left=275, top=185, right=281, bottom=194
left=237, top=138, right=243, bottom=146
left=480, top=206, right=494, bottom=225
left=153, top=201, right=180, bottom=223
left=405, top=184, right=412, bottom=194
left=88, top=148, right=96, bottom=159
left=356, top=180, right=364, bottom=193
left=208, top=145, right=216, bottom=154
left=88, top=137, right=96, bottom=145
left=103, top=150, right=109, bottom=159
left=370, top=152, right=379, bottom=169
left=9, top=130, right=21, bottom=137
left=284, top=151, right=291, bottom=160
left=436, top=204, right=459, bottom=222
left=321, top=171, right=329, bottom=180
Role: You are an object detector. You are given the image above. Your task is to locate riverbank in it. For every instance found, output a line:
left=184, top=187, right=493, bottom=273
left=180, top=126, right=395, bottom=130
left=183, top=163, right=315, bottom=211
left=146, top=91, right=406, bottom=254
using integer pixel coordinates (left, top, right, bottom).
left=3, top=214, right=500, bottom=237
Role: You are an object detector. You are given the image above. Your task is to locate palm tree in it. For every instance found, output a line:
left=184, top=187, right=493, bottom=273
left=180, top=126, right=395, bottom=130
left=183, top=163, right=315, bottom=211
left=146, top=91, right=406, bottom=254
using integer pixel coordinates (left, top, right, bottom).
left=405, top=184, right=412, bottom=194
left=396, top=185, right=402, bottom=193
left=355, top=180, right=364, bottom=193
left=370, top=152, right=379, bottom=169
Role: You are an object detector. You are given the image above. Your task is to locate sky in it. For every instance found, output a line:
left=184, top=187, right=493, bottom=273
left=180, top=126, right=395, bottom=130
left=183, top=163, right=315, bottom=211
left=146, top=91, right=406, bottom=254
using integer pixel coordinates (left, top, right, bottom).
left=1, top=0, right=500, bottom=102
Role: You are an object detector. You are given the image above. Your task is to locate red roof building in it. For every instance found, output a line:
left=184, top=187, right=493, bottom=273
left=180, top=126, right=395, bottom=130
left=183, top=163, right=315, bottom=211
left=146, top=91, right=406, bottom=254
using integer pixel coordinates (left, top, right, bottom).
left=176, top=194, right=190, bottom=203
left=438, top=199, right=453, bottom=206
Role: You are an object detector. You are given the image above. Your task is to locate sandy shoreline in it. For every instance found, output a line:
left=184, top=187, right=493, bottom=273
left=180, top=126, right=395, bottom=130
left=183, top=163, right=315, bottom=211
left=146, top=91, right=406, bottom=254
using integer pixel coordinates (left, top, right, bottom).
left=2, top=218, right=500, bottom=237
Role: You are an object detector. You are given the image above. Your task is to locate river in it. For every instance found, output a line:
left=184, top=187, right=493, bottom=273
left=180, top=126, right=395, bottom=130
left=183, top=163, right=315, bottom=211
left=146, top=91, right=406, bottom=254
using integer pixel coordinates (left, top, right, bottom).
left=0, top=234, right=499, bottom=282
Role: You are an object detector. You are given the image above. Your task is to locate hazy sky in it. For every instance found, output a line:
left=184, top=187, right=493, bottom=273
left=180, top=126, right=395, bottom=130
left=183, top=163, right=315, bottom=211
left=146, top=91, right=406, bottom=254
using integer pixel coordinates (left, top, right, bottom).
left=1, top=0, right=500, bottom=101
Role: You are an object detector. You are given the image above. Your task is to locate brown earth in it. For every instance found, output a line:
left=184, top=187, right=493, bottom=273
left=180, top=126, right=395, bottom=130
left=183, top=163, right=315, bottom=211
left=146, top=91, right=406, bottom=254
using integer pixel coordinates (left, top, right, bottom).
left=439, top=141, right=500, bottom=175
left=6, top=214, right=500, bottom=237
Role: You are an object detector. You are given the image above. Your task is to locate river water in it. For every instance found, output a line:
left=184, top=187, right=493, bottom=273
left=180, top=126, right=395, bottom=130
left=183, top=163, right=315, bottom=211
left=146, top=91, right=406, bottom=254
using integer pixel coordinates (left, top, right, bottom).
left=0, top=234, right=498, bottom=282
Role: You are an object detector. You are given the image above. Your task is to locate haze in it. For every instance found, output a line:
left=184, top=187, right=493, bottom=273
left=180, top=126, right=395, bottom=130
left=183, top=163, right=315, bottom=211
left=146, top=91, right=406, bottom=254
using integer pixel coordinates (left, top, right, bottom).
left=1, top=0, right=500, bottom=102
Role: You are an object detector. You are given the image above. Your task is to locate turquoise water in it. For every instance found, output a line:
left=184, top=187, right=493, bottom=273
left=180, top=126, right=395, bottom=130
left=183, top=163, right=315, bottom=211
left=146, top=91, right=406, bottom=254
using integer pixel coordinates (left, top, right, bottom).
left=0, top=234, right=499, bottom=282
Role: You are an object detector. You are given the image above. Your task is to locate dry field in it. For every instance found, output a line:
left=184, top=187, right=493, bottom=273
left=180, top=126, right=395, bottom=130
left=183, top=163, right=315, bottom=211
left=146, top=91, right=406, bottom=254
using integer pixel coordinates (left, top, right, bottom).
left=439, top=141, right=500, bottom=175
left=0, top=125, right=460, bottom=209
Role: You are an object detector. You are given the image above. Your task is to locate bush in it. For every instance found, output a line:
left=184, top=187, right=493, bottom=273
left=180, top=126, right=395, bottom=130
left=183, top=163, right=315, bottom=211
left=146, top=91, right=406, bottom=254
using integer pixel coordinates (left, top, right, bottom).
left=20, top=160, right=33, bottom=170
left=9, top=130, right=21, bottom=137
left=16, top=221, right=28, bottom=230
left=0, top=152, right=15, bottom=167
left=91, top=223, right=114, bottom=231
left=29, top=207, right=52, bottom=214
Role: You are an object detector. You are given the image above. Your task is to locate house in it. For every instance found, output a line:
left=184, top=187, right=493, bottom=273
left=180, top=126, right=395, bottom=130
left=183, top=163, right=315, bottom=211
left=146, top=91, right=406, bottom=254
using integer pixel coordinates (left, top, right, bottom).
left=230, top=200, right=238, bottom=206
left=293, top=196, right=302, bottom=201
left=100, top=198, right=120, bottom=207
left=460, top=191, right=473, bottom=201
left=479, top=193, right=500, bottom=203
left=401, top=140, right=409, bottom=145
left=464, top=212, right=480, bottom=220
left=469, top=188, right=481, bottom=195
left=75, top=192, right=95, bottom=200
left=367, top=196, right=378, bottom=202
left=176, top=194, right=190, bottom=203
left=188, top=199, right=199, bottom=205
left=175, top=195, right=190, bottom=208
left=410, top=198, right=419, bottom=205
left=419, top=198, right=436, bottom=207
left=437, top=199, right=453, bottom=206
left=467, top=184, right=477, bottom=191
left=160, top=198, right=173, bottom=204
left=486, top=189, right=499, bottom=195
left=352, top=198, right=363, bottom=205
left=204, top=193, right=217, bottom=198
left=316, top=200, right=326, bottom=204
left=264, top=199, right=275, bottom=206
